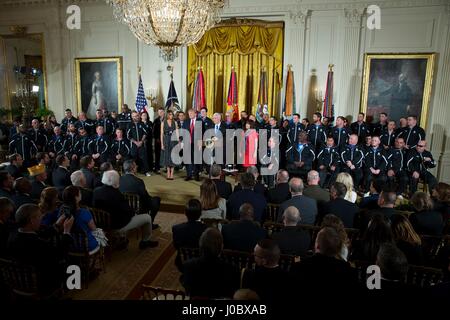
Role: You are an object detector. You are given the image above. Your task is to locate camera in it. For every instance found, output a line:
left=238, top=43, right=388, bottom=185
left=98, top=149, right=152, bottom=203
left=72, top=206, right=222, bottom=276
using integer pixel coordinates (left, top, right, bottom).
left=60, top=204, right=74, bottom=219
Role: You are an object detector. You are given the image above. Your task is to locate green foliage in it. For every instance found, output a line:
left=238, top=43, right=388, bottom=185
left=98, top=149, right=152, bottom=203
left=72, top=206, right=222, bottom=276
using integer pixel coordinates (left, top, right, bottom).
left=35, top=107, right=54, bottom=119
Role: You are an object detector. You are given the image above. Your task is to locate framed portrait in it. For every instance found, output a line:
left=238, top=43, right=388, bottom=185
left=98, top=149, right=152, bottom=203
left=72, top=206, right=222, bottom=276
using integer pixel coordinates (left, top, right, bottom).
left=360, top=53, right=435, bottom=129
left=74, top=57, right=123, bottom=118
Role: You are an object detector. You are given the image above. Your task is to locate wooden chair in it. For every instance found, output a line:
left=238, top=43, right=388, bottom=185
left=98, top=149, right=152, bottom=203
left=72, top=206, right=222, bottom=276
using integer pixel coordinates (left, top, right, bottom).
left=201, top=218, right=229, bottom=229
left=420, top=234, right=449, bottom=267
left=0, top=258, right=39, bottom=300
left=278, top=254, right=297, bottom=272
left=222, top=249, right=255, bottom=270
left=68, top=230, right=105, bottom=288
left=141, top=285, right=188, bottom=300
left=123, top=192, right=141, bottom=215
left=90, top=207, right=115, bottom=259
left=265, top=203, right=280, bottom=222
left=406, top=265, right=444, bottom=288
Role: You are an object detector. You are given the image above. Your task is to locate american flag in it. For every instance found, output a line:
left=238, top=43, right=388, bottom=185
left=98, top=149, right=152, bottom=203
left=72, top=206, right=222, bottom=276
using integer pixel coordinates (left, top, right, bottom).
left=135, top=75, right=148, bottom=113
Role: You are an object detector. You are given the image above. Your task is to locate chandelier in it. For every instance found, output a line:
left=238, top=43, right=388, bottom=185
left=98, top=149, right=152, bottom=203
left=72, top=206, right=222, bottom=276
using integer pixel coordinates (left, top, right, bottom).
left=107, top=0, right=224, bottom=62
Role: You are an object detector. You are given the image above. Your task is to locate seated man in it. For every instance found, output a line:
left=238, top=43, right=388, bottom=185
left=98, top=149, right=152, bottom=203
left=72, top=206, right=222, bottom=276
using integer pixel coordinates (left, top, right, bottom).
left=0, top=198, right=14, bottom=256
left=316, top=137, right=340, bottom=188
left=52, top=154, right=71, bottom=196
left=267, top=170, right=291, bottom=204
left=0, top=171, right=14, bottom=200
left=93, top=170, right=158, bottom=249
left=340, top=134, right=365, bottom=190
left=272, top=206, right=311, bottom=256
left=278, top=178, right=317, bottom=225
left=8, top=125, right=37, bottom=168
left=7, top=204, right=74, bottom=295
left=181, top=228, right=240, bottom=299
left=29, top=163, right=48, bottom=200
left=373, top=243, right=410, bottom=293
left=241, top=239, right=290, bottom=301
left=5, top=153, right=24, bottom=179
left=321, top=182, right=359, bottom=228
left=70, top=170, right=93, bottom=207
left=88, top=125, right=110, bottom=165
left=79, top=155, right=98, bottom=190
left=172, top=199, right=207, bottom=271
left=210, top=164, right=232, bottom=200
left=119, top=160, right=161, bottom=229
left=221, top=203, right=267, bottom=252
left=363, top=136, right=388, bottom=194
left=286, top=132, right=315, bottom=179
left=233, top=166, right=266, bottom=196
left=407, top=140, right=437, bottom=195
left=386, top=137, right=409, bottom=197
left=11, top=177, right=35, bottom=209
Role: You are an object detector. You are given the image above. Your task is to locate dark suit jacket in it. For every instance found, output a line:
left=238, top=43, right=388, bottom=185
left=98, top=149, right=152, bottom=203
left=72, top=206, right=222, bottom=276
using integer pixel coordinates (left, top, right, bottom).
left=0, top=188, right=13, bottom=200
left=11, top=192, right=35, bottom=209
left=278, top=195, right=318, bottom=225
left=212, top=179, right=233, bottom=200
left=221, top=220, right=267, bottom=252
left=409, top=210, right=443, bottom=236
left=80, top=188, right=93, bottom=207
left=322, top=198, right=360, bottom=228
left=181, top=256, right=240, bottom=298
left=242, top=266, right=291, bottom=301
left=119, top=173, right=155, bottom=213
left=52, top=166, right=71, bottom=193
left=5, top=164, right=22, bottom=179
left=227, top=189, right=267, bottom=222
left=267, top=183, right=291, bottom=204
left=272, top=226, right=311, bottom=256
left=356, top=207, right=397, bottom=231
left=31, top=180, right=47, bottom=200
left=233, top=182, right=266, bottom=196
left=172, top=221, right=207, bottom=270
left=80, top=168, right=97, bottom=190
left=93, top=185, right=133, bottom=229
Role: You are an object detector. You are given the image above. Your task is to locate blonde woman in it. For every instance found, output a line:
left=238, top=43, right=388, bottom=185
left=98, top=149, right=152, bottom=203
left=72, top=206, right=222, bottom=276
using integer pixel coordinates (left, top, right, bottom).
left=336, top=172, right=357, bottom=203
left=199, top=179, right=226, bottom=220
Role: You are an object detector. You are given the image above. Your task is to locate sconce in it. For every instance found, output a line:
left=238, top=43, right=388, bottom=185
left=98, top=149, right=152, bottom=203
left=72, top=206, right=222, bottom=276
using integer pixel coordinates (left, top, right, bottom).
left=314, top=88, right=323, bottom=112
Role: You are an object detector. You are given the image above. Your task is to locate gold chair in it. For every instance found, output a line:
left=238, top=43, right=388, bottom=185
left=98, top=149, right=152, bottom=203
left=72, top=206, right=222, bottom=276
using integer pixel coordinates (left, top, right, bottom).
left=0, top=258, right=39, bottom=300
left=141, top=285, right=188, bottom=300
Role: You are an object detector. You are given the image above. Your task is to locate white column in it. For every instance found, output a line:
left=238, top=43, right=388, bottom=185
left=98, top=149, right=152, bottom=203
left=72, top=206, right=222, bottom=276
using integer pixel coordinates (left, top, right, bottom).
left=338, top=7, right=365, bottom=121
left=430, top=4, right=450, bottom=183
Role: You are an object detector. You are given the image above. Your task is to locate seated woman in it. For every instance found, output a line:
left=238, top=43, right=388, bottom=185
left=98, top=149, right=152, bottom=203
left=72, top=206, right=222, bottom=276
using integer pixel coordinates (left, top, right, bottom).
left=60, top=186, right=99, bottom=254
left=38, top=187, right=61, bottom=227
left=390, top=214, right=423, bottom=265
left=432, top=182, right=450, bottom=226
left=336, top=172, right=357, bottom=203
left=409, top=192, right=444, bottom=236
left=321, top=214, right=350, bottom=261
left=199, top=179, right=226, bottom=220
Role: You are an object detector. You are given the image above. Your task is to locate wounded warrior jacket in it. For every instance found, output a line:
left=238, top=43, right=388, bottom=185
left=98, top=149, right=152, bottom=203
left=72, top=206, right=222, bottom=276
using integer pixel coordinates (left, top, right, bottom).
left=9, top=133, right=38, bottom=162
left=111, top=138, right=131, bottom=158
left=287, top=143, right=315, bottom=168
left=317, top=146, right=341, bottom=168
left=380, top=129, right=397, bottom=148
left=64, top=133, right=78, bottom=157
left=387, top=148, right=407, bottom=172
left=127, top=122, right=148, bottom=143
left=47, top=135, right=66, bottom=156
left=399, top=125, right=426, bottom=149
left=95, top=117, right=116, bottom=136
left=73, top=135, right=91, bottom=157
left=341, top=145, right=365, bottom=169
left=88, top=135, right=109, bottom=155
left=364, top=147, right=388, bottom=171
left=407, top=149, right=436, bottom=173
left=350, top=121, right=371, bottom=142
left=331, top=127, right=351, bottom=149
left=287, top=122, right=305, bottom=146
left=27, top=127, right=48, bottom=151
left=306, top=124, right=327, bottom=149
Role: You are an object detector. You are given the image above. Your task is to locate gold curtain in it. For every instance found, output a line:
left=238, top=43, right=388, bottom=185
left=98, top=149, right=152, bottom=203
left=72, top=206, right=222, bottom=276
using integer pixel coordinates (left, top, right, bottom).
left=187, top=20, right=284, bottom=117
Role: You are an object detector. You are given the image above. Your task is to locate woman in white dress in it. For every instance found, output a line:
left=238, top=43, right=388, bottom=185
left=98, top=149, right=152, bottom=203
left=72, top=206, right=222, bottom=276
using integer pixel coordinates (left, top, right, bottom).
left=336, top=172, right=358, bottom=203
left=86, top=71, right=106, bottom=119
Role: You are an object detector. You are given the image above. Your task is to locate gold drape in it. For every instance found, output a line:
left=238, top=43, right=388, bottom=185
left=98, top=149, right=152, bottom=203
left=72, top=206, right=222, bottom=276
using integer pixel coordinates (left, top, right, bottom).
left=187, top=20, right=284, bottom=117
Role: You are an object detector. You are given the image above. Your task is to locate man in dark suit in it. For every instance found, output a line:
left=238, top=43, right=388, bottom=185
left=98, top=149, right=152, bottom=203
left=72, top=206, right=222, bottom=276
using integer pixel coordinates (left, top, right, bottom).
left=7, top=204, right=74, bottom=295
left=183, top=108, right=203, bottom=181
left=278, top=177, right=317, bottom=225
left=272, top=206, right=311, bottom=256
left=0, top=171, right=14, bottom=200
left=321, top=182, right=360, bottom=228
left=11, top=177, right=35, bottom=209
left=210, top=164, right=232, bottom=200
left=52, top=154, right=71, bottom=196
left=181, top=228, right=240, bottom=298
left=119, top=160, right=161, bottom=229
left=70, top=170, right=93, bottom=207
left=267, top=170, right=291, bottom=204
left=233, top=166, right=266, bottom=196
left=79, top=155, right=98, bottom=190
left=5, top=153, right=23, bottom=179
left=221, top=203, right=267, bottom=252
left=0, top=198, right=14, bottom=256
left=152, top=108, right=165, bottom=173
left=172, top=199, right=207, bottom=270
left=29, top=164, right=48, bottom=200
left=358, top=190, right=399, bottom=232
left=227, top=173, right=267, bottom=222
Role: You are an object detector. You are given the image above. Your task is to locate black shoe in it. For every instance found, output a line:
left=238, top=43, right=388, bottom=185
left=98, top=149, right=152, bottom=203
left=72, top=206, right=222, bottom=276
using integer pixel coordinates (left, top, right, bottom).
left=139, top=240, right=159, bottom=249
left=152, top=224, right=160, bottom=230
left=185, top=176, right=192, bottom=181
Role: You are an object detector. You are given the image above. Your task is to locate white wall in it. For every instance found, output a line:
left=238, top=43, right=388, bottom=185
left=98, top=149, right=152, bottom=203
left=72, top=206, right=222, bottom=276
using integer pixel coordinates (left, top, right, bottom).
left=0, top=0, right=449, bottom=182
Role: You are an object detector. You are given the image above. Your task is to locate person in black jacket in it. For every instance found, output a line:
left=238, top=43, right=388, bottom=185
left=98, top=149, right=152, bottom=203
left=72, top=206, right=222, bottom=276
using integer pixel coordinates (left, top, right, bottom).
left=267, top=169, right=291, bottom=204
left=350, top=112, right=371, bottom=144
left=127, top=111, right=151, bottom=176
left=5, top=153, right=23, bottom=179
left=380, top=120, right=397, bottom=149
left=60, top=108, right=78, bottom=133
left=117, top=104, right=132, bottom=132
left=221, top=203, right=267, bottom=252
left=75, top=112, right=95, bottom=135
left=407, top=140, right=437, bottom=195
left=287, top=114, right=305, bottom=149
left=0, top=171, right=14, bottom=200
left=73, top=127, right=91, bottom=160
left=0, top=197, right=14, bottom=256
left=306, top=112, right=327, bottom=154
left=321, top=182, right=359, bottom=228
left=152, top=108, right=165, bottom=173
left=28, top=118, right=48, bottom=152
left=386, top=137, right=409, bottom=196
left=52, top=154, right=71, bottom=196
left=110, top=128, right=131, bottom=167
left=409, top=192, right=443, bottom=236
left=11, top=177, right=35, bottom=209
left=331, top=116, right=351, bottom=150
left=29, top=163, right=48, bottom=200
left=172, top=199, right=207, bottom=270
left=119, top=160, right=160, bottom=228
left=93, top=170, right=158, bottom=249
left=210, top=164, right=232, bottom=200
left=363, top=136, right=388, bottom=193
left=94, top=109, right=115, bottom=137
left=286, top=132, right=315, bottom=179
left=88, top=125, right=110, bottom=165
left=340, top=134, right=365, bottom=189
left=8, top=125, right=37, bottom=168
left=317, top=136, right=341, bottom=188
left=398, top=115, right=425, bottom=150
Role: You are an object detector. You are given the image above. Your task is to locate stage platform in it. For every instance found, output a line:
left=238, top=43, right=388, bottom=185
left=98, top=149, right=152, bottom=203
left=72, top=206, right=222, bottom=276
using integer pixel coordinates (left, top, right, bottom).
left=141, top=169, right=237, bottom=213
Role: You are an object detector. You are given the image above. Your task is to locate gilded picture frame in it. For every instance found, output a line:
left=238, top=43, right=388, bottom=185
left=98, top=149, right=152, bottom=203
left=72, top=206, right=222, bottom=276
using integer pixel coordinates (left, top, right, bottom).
left=74, top=57, right=123, bottom=117
left=360, top=53, right=435, bottom=129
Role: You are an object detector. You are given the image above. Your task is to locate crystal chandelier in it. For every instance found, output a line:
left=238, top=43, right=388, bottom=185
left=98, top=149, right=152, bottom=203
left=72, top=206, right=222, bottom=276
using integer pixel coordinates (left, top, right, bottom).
left=107, top=0, right=224, bottom=62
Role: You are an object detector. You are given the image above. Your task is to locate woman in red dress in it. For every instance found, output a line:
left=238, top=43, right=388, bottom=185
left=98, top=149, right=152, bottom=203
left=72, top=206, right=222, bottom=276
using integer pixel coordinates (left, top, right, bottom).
left=241, top=120, right=259, bottom=168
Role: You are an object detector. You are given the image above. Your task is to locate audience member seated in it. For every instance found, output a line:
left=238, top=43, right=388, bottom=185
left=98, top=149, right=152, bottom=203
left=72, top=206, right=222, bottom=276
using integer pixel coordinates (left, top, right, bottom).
left=36, top=152, right=52, bottom=186
left=320, top=214, right=350, bottom=261
left=38, top=187, right=60, bottom=227
left=272, top=206, right=310, bottom=256
left=93, top=170, right=158, bottom=249
left=321, top=182, right=359, bottom=228
left=222, top=203, right=267, bottom=252
left=0, top=198, right=14, bottom=255
left=172, top=199, right=207, bottom=270
left=351, top=214, right=394, bottom=263
left=210, top=164, right=232, bottom=200
left=241, top=239, right=290, bottom=301
left=80, top=155, right=98, bottom=190
left=98, top=162, right=114, bottom=184
left=359, top=178, right=383, bottom=210
left=6, top=204, right=74, bottom=295
left=374, top=243, right=411, bottom=293
left=70, top=170, right=93, bottom=207
left=227, top=173, right=267, bottom=222
left=358, top=190, right=398, bottom=232
left=199, top=179, right=226, bottom=220
left=60, top=186, right=99, bottom=253
left=52, top=154, right=71, bottom=195
left=119, top=160, right=161, bottom=228
left=181, top=228, right=240, bottom=299
left=303, top=170, right=330, bottom=213
left=29, top=164, right=48, bottom=200
left=291, top=227, right=359, bottom=294
left=5, top=153, right=23, bottom=179
left=267, top=169, right=291, bottom=204
left=278, top=178, right=317, bottom=225
left=11, top=177, right=35, bottom=208
left=390, top=214, right=424, bottom=265
left=432, top=182, right=450, bottom=224
left=0, top=171, right=14, bottom=200
left=409, top=192, right=444, bottom=236
left=233, top=289, right=260, bottom=300
left=336, top=172, right=357, bottom=203
left=234, top=166, right=266, bottom=196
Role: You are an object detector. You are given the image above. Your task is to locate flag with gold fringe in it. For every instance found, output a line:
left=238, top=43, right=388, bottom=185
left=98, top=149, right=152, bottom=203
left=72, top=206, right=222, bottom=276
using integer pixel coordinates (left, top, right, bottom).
left=283, top=65, right=295, bottom=117
left=256, top=68, right=269, bottom=123
left=192, top=67, right=206, bottom=113
left=226, top=67, right=239, bottom=122
left=323, top=64, right=334, bottom=119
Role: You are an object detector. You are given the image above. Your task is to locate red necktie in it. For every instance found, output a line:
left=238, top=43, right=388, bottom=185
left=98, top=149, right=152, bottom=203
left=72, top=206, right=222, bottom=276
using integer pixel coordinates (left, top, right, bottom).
left=190, top=120, right=194, bottom=142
